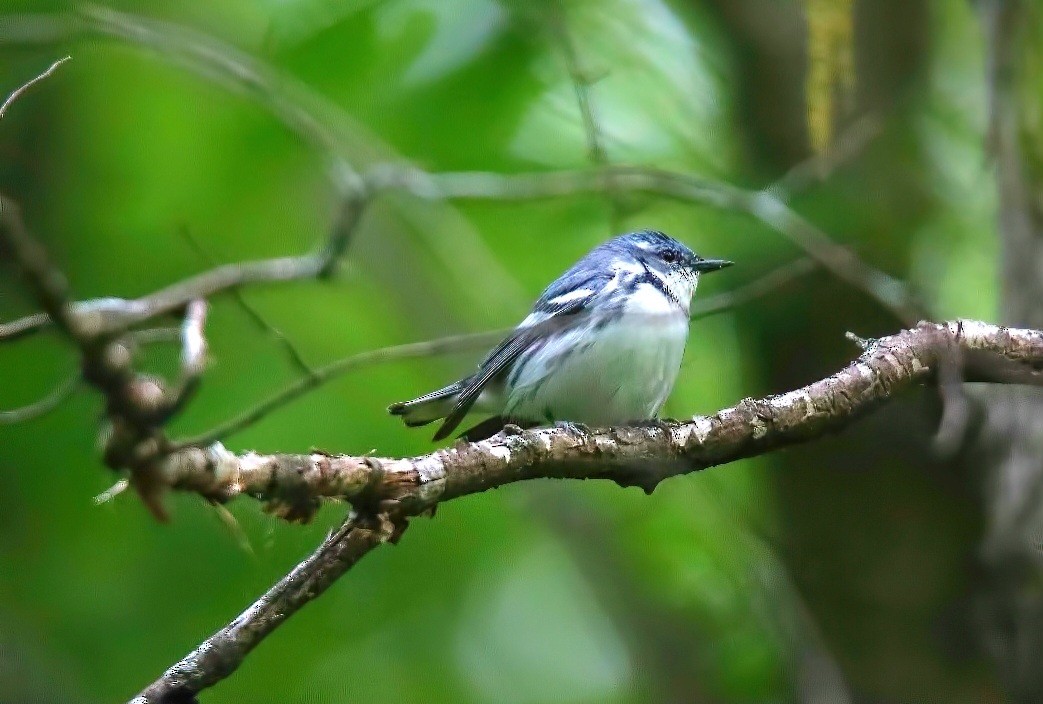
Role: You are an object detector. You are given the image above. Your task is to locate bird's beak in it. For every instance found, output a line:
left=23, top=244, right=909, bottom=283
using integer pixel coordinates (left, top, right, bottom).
left=693, top=258, right=733, bottom=273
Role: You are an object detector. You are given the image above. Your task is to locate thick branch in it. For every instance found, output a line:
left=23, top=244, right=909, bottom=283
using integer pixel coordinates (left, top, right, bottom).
left=156, top=320, right=1043, bottom=523
left=134, top=318, right=1043, bottom=701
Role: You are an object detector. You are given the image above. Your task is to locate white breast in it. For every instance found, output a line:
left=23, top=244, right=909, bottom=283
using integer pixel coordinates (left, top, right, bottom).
left=504, top=282, right=691, bottom=426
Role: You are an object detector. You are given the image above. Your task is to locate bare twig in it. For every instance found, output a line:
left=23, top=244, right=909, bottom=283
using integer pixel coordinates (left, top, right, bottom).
left=0, top=254, right=318, bottom=342
left=132, top=511, right=398, bottom=704
left=0, top=194, right=85, bottom=339
left=0, top=55, right=70, bottom=119
left=0, top=374, right=80, bottom=424
left=548, top=3, right=627, bottom=235
left=549, top=5, right=608, bottom=168
left=0, top=197, right=368, bottom=343
left=0, top=311, right=50, bottom=342
left=2, top=194, right=150, bottom=424
left=178, top=226, right=314, bottom=377
left=376, top=165, right=923, bottom=323
left=689, top=257, right=817, bottom=320
left=171, top=329, right=503, bottom=449
left=94, top=478, right=129, bottom=504
left=767, top=113, right=883, bottom=201
left=74, top=5, right=366, bottom=169
left=136, top=319, right=1043, bottom=702
left=161, top=299, right=208, bottom=420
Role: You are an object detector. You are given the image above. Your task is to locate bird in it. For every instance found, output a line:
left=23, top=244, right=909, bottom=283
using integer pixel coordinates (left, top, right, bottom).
left=388, top=230, right=732, bottom=441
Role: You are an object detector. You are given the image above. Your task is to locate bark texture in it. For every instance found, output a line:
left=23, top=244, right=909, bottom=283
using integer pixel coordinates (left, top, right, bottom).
left=130, top=319, right=1043, bottom=702
left=153, top=321, right=1042, bottom=523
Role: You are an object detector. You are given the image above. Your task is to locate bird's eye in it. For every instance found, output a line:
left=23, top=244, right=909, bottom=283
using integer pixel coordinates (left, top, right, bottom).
left=662, top=250, right=678, bottom=263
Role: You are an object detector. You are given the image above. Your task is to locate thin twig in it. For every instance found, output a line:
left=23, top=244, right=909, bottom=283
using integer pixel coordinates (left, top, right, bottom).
left=0, top=194, right=84, bottom=339
left=689, top=257, right=817, bottom=320
left=161, top=299, right=208, bottom=420
left=0, top=55, right=70, bottom=119
left=549, top=2, right=626, bottom=233
left=0, top=255, right=309, bottom=341
left=377, top=165, right=924, bottom=323
left=76, top=5, right=364, bottom=169
left=549, top=4, right=608, bottom=167
left=94, top=478, right=129, bottom=504
left=132, top=511, right=398, bottom=704
left=172, top=329, right=503, bottom=448
left=178, top=226, right=314, bottom=377
left=767, top=113, right=883, bottom=201
left=0, top=199, right=368, bottom=343
left=0, top=374, right=80, bottom=424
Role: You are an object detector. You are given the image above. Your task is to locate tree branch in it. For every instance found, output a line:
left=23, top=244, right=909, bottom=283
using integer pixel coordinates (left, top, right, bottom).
left=157, top=320, right=1043, bottom=519
left=0, top=373, right=80, bottom=424
left=0, top=55, right=69, bottom=119
left=374, top=165, right=923, bottom=323
left=1, top=10, right=920, bottom=328
left=0, top=195, right=366, bottom=342
left=132, top=318, right=1043, bottom=701
left=131, top=512, right=397, bottom=704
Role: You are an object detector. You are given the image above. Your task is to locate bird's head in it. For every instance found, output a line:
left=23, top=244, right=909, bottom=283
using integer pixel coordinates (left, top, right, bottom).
left=614, top=230, right=732, bottom=302
left=620, top=229, right=732, bottom=275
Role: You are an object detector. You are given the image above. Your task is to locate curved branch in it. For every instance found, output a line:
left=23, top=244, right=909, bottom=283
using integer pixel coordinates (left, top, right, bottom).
left=157, top=320, right=1043, bottom=520
left=373, top=165, right=923, bottom=323
left=133, top=319, right=1043, bottom=702
left=0, top=373, right=80, bottom=424
left=0, top=55, right=69, bottom=118
left=0, top=196, right=365, bottom=342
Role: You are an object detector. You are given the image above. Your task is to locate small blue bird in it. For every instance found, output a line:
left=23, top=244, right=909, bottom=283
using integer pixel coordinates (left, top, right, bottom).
left=389, top=230, right=732, bottom=441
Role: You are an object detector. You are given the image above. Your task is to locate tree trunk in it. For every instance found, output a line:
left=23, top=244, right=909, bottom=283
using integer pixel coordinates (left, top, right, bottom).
left=979, top=0, right=1043, bottom=700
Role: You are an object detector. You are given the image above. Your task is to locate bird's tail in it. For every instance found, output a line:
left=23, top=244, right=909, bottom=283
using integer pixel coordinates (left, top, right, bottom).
left=388, top=380, right=468, bottom=427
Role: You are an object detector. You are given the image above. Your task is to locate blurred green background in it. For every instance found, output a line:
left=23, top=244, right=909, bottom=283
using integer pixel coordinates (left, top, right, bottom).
left=0, top=0, right=1006, bottom=702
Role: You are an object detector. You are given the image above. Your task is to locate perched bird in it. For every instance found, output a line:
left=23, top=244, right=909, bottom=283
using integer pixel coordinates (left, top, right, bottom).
left=389, top=230, right=732, bottom=441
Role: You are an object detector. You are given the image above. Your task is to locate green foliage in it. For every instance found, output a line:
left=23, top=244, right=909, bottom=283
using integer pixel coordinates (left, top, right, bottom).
left=0, top=0, right=1006, bottom=701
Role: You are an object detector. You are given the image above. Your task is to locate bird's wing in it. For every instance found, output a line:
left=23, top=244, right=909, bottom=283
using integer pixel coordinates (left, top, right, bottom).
left=432, top=271, right=613, bottom=441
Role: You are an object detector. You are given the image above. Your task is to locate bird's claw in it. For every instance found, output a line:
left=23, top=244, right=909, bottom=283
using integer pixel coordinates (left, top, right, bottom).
left=554, top=420, right=591, bottom=436
left=630, top=418, right=676, bottom=431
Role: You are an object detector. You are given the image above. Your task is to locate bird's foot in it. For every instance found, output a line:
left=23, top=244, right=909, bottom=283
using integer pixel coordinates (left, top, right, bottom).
left=554, top=420, right=591, bottom=436
left=628, top=418, right=677, bottom=431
